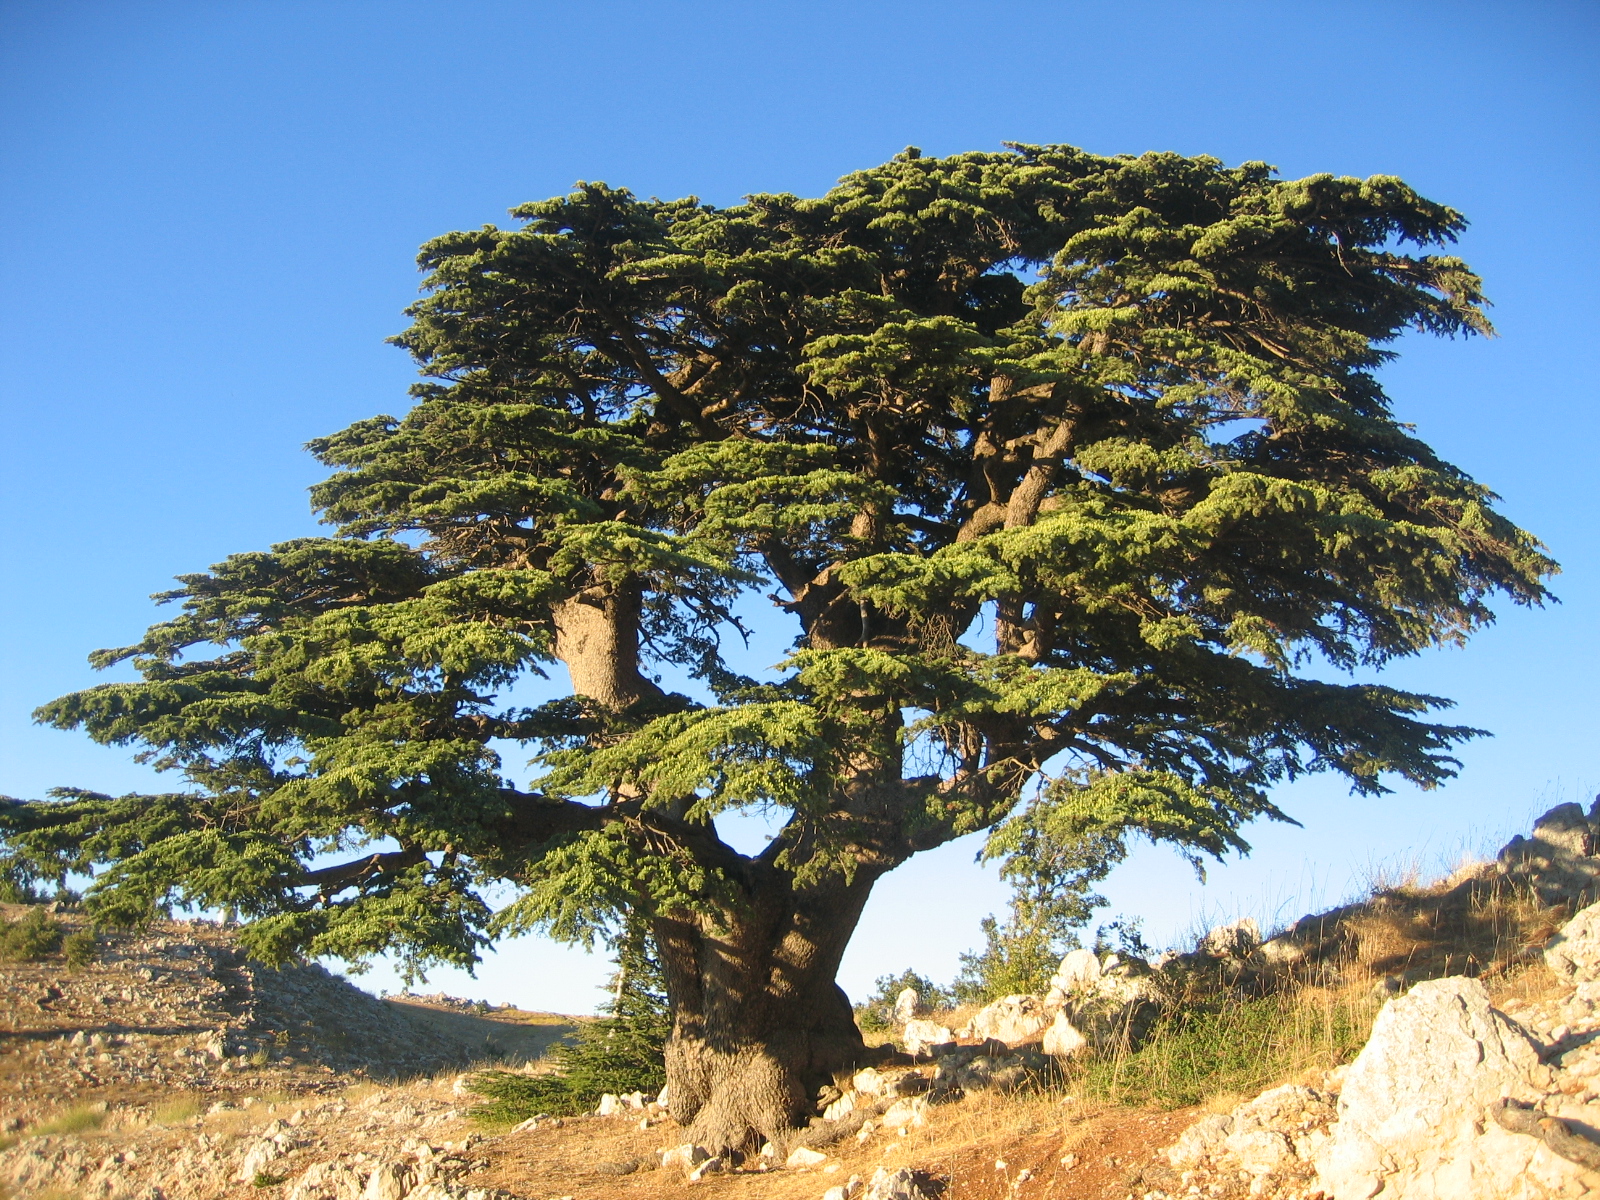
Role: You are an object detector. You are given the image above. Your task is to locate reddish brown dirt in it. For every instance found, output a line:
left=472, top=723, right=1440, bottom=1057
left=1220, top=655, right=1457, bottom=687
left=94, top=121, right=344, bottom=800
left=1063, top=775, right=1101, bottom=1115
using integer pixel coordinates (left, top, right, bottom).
left=468, top=1103, right=1205, bottom=1200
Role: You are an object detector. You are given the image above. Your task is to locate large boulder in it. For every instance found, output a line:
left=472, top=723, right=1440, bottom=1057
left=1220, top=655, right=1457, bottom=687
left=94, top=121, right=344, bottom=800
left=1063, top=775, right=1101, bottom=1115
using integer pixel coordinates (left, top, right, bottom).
left=957, top=994, right=1051, bottom=1046
left=1061, top=959, right=1165, bottom=1054
left=1201, top=917, right=1261, bottom=961
left=1044, top=949, right=1100, bottom=1003
left=1316, top=976, right=1555, bottom=1199
left=1545, top=900, right=1600, bottom=984
left=1041, top=1009, right=1087, bottom=1058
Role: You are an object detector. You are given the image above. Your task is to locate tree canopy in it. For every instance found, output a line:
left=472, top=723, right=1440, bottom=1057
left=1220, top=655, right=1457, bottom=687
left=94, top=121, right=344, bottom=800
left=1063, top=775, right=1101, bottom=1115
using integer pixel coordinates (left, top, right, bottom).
left=0, top=143, right=1554, bottom=1148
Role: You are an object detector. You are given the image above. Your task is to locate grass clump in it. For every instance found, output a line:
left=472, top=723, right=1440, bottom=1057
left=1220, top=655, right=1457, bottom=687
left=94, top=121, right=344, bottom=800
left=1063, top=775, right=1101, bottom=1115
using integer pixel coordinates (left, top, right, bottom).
left=153, top=1095, right=204, bottom=1125
left=0, top=907, right=64, bottom=961
left=1067, top=987, right=1379, bottom=1110
left=32, top=1105, right=107, bottom=1137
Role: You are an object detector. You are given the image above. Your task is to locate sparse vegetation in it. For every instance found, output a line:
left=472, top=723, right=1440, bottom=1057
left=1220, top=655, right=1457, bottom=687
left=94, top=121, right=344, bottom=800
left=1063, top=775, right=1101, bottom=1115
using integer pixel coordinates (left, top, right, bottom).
left=31, top=1105, right=106, bottom=1137
left=152, top=1095, right=204, bottom=1126
left=1065, top=986, right=1380, bottom=1110
left=0, top=906, right=63, bottom=961
left=470, top=925, right=669, bottom=1126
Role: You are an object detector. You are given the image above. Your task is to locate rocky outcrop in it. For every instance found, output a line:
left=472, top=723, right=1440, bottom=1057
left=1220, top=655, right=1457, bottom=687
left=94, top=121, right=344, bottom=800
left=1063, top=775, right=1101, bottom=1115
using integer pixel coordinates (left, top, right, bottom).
left=1165, top=1083, right=1336, bottom=1190
left=1547, top=900, right=1600, bottom=983
left=1499, top=800, right=1600, bottom=904
left=1160, top=898, right=1600, bottom=1200
left=0, top=1086, right=515, bottom=1200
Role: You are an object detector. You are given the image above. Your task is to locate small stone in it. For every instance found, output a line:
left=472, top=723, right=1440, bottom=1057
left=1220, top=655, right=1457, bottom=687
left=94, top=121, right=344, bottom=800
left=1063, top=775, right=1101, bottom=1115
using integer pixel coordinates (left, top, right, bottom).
left=661, top=1143, right=710, bottom=1173
left=688, top=1156, right=725, bottom=1182
left=787, top=1146, right=829, bottom=1168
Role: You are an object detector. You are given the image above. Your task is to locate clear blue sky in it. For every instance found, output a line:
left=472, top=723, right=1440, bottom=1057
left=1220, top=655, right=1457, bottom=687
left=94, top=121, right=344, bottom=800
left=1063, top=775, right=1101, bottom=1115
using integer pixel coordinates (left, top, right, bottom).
left=2, top=0, right=1596, bottom=1012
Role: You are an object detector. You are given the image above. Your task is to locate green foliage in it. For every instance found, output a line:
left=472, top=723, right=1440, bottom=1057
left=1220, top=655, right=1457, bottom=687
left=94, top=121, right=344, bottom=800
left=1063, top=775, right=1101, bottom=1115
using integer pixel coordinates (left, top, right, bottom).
left=469, top=924, right=669, bottom=1124
left=853, top=969, right=956, bottom=1031
left=0, top=145, right=1554, bottom=1003
left=0, top=906, right=64, bottom=961
left=954, top=914, right=1066, bottom=1004
left=61, top=929, right=98, bottom=969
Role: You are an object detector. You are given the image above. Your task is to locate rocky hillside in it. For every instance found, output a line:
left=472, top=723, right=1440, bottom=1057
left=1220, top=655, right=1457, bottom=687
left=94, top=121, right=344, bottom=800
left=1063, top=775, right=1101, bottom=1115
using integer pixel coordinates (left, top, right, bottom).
left=0, top=909, right=574, bottom=1130
left=3, top=799, right=1600, bottom=1200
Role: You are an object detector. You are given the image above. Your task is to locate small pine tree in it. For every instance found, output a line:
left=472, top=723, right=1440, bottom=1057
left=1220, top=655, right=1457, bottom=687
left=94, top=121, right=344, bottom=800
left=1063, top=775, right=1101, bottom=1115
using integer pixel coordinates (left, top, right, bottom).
left=0, top=906, right=64, bottom=961
left=469, top=923, right=670, bottom=1123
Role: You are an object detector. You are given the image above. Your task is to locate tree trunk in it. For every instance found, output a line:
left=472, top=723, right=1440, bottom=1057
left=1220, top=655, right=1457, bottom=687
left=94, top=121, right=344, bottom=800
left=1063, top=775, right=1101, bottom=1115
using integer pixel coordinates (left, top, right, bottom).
left=652, top=863, right=891, bottom=1157
left=552, top=579, right=661, bottom=710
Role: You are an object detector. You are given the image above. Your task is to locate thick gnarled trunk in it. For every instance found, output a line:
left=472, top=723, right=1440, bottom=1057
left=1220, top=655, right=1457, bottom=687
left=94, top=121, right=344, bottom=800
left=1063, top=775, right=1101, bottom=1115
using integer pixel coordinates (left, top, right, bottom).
left=653, top=866, right=889, bottom=1155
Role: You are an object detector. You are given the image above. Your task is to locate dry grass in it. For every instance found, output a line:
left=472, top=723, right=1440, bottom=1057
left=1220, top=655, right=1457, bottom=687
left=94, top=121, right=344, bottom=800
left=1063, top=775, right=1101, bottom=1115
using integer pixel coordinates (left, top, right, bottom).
left=29, top=1105, right=108, bottom=1138
left=151, top=1094, right=205, bottom=1126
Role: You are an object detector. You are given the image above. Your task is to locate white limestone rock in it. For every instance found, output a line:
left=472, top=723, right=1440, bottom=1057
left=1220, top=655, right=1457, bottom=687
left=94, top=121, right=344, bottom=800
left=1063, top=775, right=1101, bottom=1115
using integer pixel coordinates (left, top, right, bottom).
left=900, top=1019, right=953, bottom=1056
left=287, top=1161, right=366, bottom=1200
left=362, top=1159, right=416, bottom=1200
left=851, top=1067, right=886, bottom=1097
left=879, top=1097, right=927, bottom=1131
left=1040, top=1009, right=1087, bottom=1059
left=661, top=1143, right=710, bottom=1173
left=1201, top=917, right=1261, bottom=960
left=1045, top=949, right=1101, bottom=1004
left=957, top=994, right=1051, bottom=1046
left=892, top=988, right=920, bottom=1025
left=1546, top=900, right=1600, bottom=984
left=1315, top=976, right=1556, bottom=1200
left=866, top=1166, right=936, bottom=1200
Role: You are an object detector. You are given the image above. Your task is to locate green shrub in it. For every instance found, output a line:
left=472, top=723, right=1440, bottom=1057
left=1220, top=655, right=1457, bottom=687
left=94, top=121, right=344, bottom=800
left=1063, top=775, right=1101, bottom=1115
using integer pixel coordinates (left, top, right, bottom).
left=0, top=907, right=64, bottom=961
left=468, top=923, right=669, bottom=1126
left=61, top=929, right=98, bottom=969
left=951, top=915, right=1066, bottom=1004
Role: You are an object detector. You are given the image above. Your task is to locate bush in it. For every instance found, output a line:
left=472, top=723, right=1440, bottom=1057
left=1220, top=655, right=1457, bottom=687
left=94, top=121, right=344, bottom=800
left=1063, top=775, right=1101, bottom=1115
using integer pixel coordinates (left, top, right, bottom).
left=62, top=929, right=98, bottom=969
left=31, top=1105, right=106, bottom=1137
left=853, top=969, right=956, bottom=1031
left=952, top=915, right=1066, bottom=1004
left=469, top=924, right=669, bottom=1125
left=0, top=907, right=64, bottom=961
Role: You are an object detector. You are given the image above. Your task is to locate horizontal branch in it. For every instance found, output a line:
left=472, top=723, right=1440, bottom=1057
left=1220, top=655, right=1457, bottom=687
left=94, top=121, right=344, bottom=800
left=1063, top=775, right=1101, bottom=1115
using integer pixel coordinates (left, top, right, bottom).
left=297, top=847, right=427, bottom=891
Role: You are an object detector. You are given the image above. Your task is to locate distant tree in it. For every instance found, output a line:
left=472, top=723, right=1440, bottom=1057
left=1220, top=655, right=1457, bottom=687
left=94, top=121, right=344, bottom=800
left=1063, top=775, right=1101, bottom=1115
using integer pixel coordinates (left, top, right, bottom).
left=0, top=145, right=1553, bottom=1154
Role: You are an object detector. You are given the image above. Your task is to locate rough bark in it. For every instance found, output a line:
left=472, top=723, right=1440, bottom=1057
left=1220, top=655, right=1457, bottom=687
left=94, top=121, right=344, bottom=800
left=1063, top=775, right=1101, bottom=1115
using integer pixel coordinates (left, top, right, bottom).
left=653, top=864, right=892, bottom=1156
left=551, top=578, right=662, bottom=710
